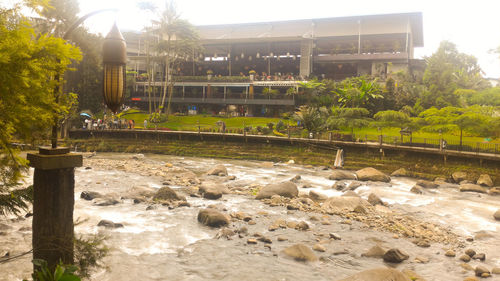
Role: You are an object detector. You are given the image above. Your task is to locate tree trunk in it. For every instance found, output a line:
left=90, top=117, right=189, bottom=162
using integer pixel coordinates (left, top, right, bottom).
left=159, top=36, right=171, bottom=118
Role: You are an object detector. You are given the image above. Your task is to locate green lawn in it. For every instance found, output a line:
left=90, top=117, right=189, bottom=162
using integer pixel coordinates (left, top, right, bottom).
left=118, top=110, right=498, bottom=144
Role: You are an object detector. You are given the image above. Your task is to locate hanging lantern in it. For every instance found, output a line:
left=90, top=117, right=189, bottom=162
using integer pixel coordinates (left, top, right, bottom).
left=286, top=52, right=290, bottom=57
left=256, top=52, right=260, bottom=58
left=248, top=56, right=252, bottom=61
left=241, top=53, right=244, bottom=58
left=270, top=52, right=274, bottom=57
left=102, top=23, right=127, bottom=113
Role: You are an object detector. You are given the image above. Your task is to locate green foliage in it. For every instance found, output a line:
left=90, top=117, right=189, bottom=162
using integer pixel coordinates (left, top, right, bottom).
left=0, top=184, right=33, bottom=216
left=421, top=41, right=488, bottom=108
left=373, top=110, right=411, bottom=129
left=0, top=5, right=81, bottom=213
left=328, top=107, right=371, bottom=134
left=30, top=259, right=80, bottom=281
left=333, top=76, right=382, bottom=110
left=74, top=234, right=108, bottom=278
left=456, top=87, right=500, bottom=106
left=293, top=106, right=329, bottom=133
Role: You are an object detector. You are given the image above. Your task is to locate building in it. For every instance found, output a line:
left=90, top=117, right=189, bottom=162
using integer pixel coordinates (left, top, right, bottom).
left=126, top=12, right=423, bottom=116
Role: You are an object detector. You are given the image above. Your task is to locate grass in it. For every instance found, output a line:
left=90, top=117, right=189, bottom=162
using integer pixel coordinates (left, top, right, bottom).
left=118, top=109, right=498, bottom=144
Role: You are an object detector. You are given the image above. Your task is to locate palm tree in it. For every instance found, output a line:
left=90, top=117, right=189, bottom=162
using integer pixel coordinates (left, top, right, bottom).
left=152, top=1, right=200, bottom=118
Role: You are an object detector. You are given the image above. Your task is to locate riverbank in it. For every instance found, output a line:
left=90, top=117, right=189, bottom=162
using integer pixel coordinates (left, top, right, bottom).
left=65, top=137, right=499, bottom=185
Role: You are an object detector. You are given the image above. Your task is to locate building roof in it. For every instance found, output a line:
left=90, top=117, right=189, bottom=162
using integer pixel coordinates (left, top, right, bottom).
left=197, top=12, right=423, bottom=47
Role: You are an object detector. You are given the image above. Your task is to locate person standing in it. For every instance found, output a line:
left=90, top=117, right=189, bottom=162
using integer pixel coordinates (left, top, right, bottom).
left=144, top=119, right=148, bottom=129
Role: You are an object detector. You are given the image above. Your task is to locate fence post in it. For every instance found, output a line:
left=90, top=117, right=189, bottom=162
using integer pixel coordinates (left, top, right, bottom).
left=329, top=132, right=332, bottom=142
left=495, top=144, right=498, bottom=154
left=476, top=142, right=480, bottom=154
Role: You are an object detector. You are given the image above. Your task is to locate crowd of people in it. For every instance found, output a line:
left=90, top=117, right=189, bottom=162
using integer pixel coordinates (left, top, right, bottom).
left=83, top=118, right=136, bottom=130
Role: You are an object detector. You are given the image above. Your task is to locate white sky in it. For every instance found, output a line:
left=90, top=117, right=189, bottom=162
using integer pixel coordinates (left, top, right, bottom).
left=6, top=0, right=500, bottom=77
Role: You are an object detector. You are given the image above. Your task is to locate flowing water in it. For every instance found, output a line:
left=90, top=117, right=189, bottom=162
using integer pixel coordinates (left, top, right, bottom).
left=1, top=153, right=499, bottom=280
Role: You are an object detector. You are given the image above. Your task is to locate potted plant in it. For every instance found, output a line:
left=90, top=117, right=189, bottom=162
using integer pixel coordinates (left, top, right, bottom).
left=249, top=70, right=256, bottom=80
left=207, top=69, right=213, bottom=80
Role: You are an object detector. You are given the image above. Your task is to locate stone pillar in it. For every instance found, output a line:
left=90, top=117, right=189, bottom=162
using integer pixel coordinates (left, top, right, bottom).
left=27, top=147, right=82, bottom=272
left=300, top=39, right=313, bottom=78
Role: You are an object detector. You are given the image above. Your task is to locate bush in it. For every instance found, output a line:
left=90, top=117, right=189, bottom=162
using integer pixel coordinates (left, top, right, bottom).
left=267, top=122, right=274, bottom=130
left=276, top=120, right=285, bottom=131
left=262, top=127, right=271, bottom=135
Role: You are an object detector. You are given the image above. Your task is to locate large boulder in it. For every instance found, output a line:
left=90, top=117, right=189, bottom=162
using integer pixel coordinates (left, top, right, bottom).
left=93, top=197, right=120, bottom=206
left=97, top=219, right=123, bottom=228
left=256, top=182, right=298, bottom=199
left=362, top=245, right=387, bottom=258
left=383, top=248, right=409, bottom=263
left=153, top=186, right=185, bottom=201
left=367, top=193, right=384, bottom=206
left=321, top=196, right=371, bottom=214
left=452, top=171, right=468, bottom=183
left=391, top=168, right=408, bottom=177
left=207, top=164, right=228, bottom=176
left=281, top=244, right=318, bottom=262
left=494, top=209, right=500, bottom=221
left=459, top=184, right=488, bottom=194
left=197, top=209, right=229, bottom=228
left=338, top=268, right=411, bottom=281
left=488, top=187, right=500, bottom=196
left=356, top=167, right=391, bottom=183
left=477, top=174, right=493, bottom=187
left=328, top=170, right=357, bottom=180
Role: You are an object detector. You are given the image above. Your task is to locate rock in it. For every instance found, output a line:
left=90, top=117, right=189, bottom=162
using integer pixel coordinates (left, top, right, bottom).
left=472, top=253, right=485, bottom=261
left=321, top=197, right=371, bottom=214
left=282, top=244, right=318, bottom=262
left=391, top=168, right=408, bottom=177
left=313, top=244, right=326, bottom=252
left=383, top=248, right=409, bottom=263
left=328, top=170, right=357, bottom=180
left=153, top=186, right=185, bottom=201
left=460, top=254, right=471, bottom=262
left=97, top=220, right=123, bottom=228
left=206, top=164, right=228, bottom=176
left=415, top=239, right=430, bottom=248
left=353, top=205, right=367, bottom=214
left=367, top=193, right=384, bottom=206
left=402, top=269, right=426, bottom=281
left=492, top=267, right=500, bottom=274
left=261, top=162, right=274, bottom=168
left=197, top=209, right=229, bottom=228
left=465, top=249, right=476, bottom=257
left=332, top=181, right=348, bottom=190
left=309, top=190, right=327, bottom=201
left=247, top=238, right=258, bottom=244
left=290, top=175, right=301, bottom=182
left=474, top=231, right=494, bottom=240
left=362, top=245, right=386, bottom=258
left=338, top=268, right=412, bottom=281
left=93, top=197, right=120, bottom=206
left=286, top=159, right=295, bottom=164
left=414, top=256, right=429, bottom=263
left=475, top=266, right=490, bottom=277
left=329, top=233, right=341, bottom=240
left=80, top=191, right=102, bottom=200
left=488, top=187, right=500, bottom=196
left=452, top=171, right=468, bottom=183
left=463, top=277, right=479, bottom=281
left=256, top=181, right=298, bottom=199
left=356, top=167, right=391, bottom=183
left=131, top=154, right=144, bottom=160
left=477, top=174, right=493, bottom=187
left=277, top=236, right=288, bottom=241
left=227, top=175, right=236, bottom=180
left=494, top=209, right=500, bottom=221
left=444, top=250, right=456, bottom=257
left=258, top=236, right=272, bottom=244
left=459, top=184, right=487, bottom=193
left=203, top=187, right=223, bottom=200
left=416, top=180, right=438, bottom=189
left=410, top=185, right=424, bottom=194
left=296, top=221, right=309, bottom=231
left=460, top=180, right=474, bottom=185
left=342, top=190, right=359, bottom=197
left=461, top=263, right=474, bottom=271
left=347, top=181, right=362, bottom=191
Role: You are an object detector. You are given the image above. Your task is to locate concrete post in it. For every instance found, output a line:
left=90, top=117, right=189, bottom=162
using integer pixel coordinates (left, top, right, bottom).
left=27, top=147, right=82, bottom=272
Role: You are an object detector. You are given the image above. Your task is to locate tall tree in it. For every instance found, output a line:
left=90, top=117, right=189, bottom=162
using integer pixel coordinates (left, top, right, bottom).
left=153, top=1, right=200, bottom=117
left=293, top=106, right=329, bottom=134
left=422, top=41, right=488, bottom=108
left=0, top=3, right=81, bottom=214
left=327, top=107, right=371, bottom=136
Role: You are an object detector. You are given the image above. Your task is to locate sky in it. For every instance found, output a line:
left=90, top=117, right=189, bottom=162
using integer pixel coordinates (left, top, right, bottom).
left=7, top=0, right=500, bottom=77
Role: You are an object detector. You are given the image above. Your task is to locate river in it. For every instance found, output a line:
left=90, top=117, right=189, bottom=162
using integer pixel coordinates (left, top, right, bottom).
left=0, top=153, right=499, bottom=280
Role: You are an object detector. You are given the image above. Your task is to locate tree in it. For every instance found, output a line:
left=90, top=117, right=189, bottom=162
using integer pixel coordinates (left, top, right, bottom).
left=333, top=76, right=382, bottom=111
left=293, top=106, right=329, bottom=134
left=373, top=110, right=411, bottom=129
left=0, top=3, right=81, bottom=214
left=152, top=1, right=200, bottom=117
left=327, top=107, right=371, bottom=136
left=421, top=41, right=488, bottom=108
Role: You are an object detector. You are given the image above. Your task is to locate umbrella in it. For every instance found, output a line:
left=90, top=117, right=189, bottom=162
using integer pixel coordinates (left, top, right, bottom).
left=80, top=112, right=92, bottom=118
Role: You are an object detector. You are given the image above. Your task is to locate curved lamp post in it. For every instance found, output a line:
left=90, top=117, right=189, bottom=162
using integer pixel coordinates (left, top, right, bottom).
left=29, top=11, right=126, bottom=273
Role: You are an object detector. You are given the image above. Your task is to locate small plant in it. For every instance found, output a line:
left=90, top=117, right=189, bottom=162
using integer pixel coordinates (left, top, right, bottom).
left=276, top=120, right=285, bottom=131
left=256, top=126, right=262, bottom=133
left=30, top=259, right=81, bottom=281
left=267, top=122, right=274, bottom=130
